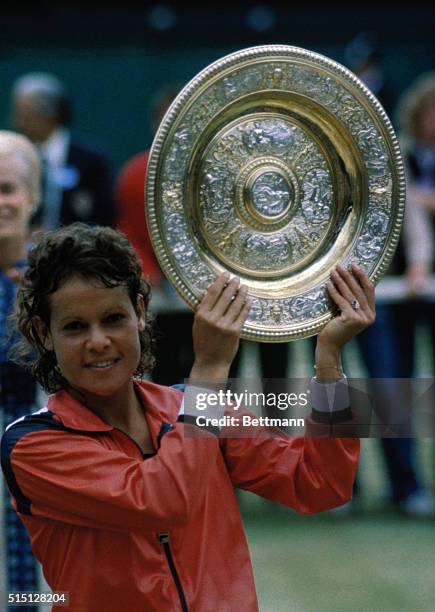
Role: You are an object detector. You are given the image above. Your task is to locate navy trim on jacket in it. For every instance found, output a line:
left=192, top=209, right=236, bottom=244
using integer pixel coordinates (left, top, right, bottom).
left=1, top=409, right=72, bottom=516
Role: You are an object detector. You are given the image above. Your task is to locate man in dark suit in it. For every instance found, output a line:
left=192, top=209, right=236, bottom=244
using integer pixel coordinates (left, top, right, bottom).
left=11, top=72, right=115, bottom=230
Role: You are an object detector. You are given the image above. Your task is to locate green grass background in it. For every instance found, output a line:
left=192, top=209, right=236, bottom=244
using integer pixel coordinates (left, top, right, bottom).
left=243, top=509, right=435, bottom=612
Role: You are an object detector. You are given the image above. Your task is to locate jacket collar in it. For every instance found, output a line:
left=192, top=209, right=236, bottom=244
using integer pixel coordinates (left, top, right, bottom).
left=47, top=391, right=113, bottom=432
left=47, top=381, right=182, bottom=440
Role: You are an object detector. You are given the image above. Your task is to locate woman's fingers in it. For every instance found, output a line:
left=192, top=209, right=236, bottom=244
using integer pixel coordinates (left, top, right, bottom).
left=198, top=272, right=231, bottom=312
left=318, top=263, right=375, bottom=350
left=198, top=273, right=250, bottom=324
left=219, top=277, right=242, bottom=316
left=224, top=284, right=250, bottom=325
left=326, top=279, right=354, bottom=314
left=233, top=296, right=252, bottom=328
left=327, top=263, right=375, bottom=327
left=351, top=263, right=375, bottom=310
left=330, top=264, right=375, bottom=315
left=193, top=274, right=251, bottom=372
left=331, top=265, right=367, bottom=311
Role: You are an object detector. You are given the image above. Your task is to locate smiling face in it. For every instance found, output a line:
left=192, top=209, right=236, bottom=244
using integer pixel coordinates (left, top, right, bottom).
left=45, top=275, right=146, bottom=408
left=0, top=154, right=33, bottom=240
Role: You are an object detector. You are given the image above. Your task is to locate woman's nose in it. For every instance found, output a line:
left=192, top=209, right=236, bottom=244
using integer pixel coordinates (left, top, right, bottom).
left=85, top=326, right=111, bottom=351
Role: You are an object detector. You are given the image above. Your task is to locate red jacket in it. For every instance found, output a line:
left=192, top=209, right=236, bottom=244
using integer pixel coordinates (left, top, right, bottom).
left=1, top=381, right=359, bottom=611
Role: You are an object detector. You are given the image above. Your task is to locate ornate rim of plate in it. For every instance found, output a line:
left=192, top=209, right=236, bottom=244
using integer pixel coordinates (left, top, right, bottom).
left=146, top=45, right=405, bottom=342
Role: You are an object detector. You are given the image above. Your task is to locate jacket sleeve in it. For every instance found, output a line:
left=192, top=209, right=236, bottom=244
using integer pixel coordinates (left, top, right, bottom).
left=219, top=417, right=360, bottom=514
left=3, top=423, right=219, bottom=532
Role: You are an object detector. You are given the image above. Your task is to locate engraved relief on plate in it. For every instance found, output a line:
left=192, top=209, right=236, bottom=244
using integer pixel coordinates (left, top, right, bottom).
left=196, top=116, right=335, bottom=277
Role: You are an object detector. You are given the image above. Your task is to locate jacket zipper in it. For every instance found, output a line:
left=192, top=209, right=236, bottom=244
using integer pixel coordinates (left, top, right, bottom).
left=158, top=532, right=188, bottom=612
left=113, top=428, right=154, bottom=458
left=115, top=429, right=187, bottom=607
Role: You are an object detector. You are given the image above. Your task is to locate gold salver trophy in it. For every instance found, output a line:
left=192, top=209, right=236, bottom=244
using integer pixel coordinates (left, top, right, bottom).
left=146, top=45, right=405, bottom=342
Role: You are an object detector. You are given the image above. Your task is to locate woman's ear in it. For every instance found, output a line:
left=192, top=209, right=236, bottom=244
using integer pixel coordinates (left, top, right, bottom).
left=137, top=295, right=146, bottom=331
left=34, top=316, right=53, bottom=351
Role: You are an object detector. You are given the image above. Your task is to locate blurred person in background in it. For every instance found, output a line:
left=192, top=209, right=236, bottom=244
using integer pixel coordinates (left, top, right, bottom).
left=398, top=73, right=435, bottom=312
left=381, top=72, right=435, bottom=515
left=0, top=131, right=41, bottom=608
left=345, top=31, right=394, bottom=114
left=116, top=86, right=176, bottom=286
left=343, top=35, right=434, bottom=516
left=11, top=72, right=115, bottom=231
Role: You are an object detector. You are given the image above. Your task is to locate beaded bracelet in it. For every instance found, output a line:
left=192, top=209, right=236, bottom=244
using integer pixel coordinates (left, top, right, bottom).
left=314, top=365, right=344, bottom=379
left=314, top=364, right=343, bottom=372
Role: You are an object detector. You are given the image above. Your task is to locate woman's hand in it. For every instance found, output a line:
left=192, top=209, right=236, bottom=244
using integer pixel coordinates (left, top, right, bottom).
left=190, top=273, right=251, bottom=383
left=315, top=264, right=375, bottom=380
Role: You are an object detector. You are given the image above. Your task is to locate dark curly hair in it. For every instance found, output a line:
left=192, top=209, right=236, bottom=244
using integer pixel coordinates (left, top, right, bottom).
left=15, top=223, right=155, bottom=393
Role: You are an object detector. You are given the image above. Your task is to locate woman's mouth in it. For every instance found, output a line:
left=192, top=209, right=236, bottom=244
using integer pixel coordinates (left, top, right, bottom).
left=86, top=359, right=119, bottom=370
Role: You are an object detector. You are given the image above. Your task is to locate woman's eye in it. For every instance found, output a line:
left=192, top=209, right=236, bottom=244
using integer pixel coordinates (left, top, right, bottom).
left=106, top=313, right=124, bottom=324
left=63, top=321, right=84, bottom=331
